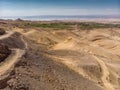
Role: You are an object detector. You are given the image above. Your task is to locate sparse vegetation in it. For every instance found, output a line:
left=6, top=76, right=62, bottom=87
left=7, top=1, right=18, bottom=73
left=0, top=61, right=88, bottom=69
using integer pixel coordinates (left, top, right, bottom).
left=23, top=22, right=120, bottom=30
left=10, top=20, right=120, bottom=30
left=24, top=22, right=74, bottom=29
left=78, top=22, right=120, bottom=30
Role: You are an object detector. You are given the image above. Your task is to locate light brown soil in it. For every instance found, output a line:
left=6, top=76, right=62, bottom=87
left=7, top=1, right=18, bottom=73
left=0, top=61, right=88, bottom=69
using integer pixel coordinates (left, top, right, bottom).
left=0, top=20, right=120, bottom=90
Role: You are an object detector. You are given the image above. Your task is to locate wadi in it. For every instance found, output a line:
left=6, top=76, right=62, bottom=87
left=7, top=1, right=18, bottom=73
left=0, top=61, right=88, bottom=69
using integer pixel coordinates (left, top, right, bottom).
left=0, top=19, right=120, bottom=90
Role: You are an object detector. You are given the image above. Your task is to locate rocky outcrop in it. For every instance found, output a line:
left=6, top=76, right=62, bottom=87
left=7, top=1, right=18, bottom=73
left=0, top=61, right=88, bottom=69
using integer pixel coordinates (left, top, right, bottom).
left=0, top=28, right=5, bottom=35
left=0, top=44, right=11, bottom=62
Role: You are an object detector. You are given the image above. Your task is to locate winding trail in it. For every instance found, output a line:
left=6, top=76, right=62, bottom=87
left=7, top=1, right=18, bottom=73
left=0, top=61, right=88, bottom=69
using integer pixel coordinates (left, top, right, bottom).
left=0, top=31, right=14, bottom=40
left=82, top=44, right=115, bottom=90
left=21, top=35, right=28, bottom=50
left=0, top=31, right=27, bottom=80
left=92, top=54, right=114, bottom=90
left=0, top=49, right=25, bottom=79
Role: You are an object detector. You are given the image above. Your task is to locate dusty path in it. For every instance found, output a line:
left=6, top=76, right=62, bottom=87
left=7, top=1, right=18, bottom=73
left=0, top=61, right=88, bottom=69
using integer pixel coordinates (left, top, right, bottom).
left=23, top=30, right=35, bottom=36
left=0, top=49, right=25, bottom=79
left=0, top=31, right=14, bottom=40
left=82, top=44, right=115, bottom=90
left=0, top=31, right=27, bottom=80
left=20, top=35, right=28, bottom=50
left=92, top=55, right=114, bottom=90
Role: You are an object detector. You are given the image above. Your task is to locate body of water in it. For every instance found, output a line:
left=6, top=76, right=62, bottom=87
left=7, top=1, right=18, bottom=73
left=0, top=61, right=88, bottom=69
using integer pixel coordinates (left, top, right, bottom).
left=0, top=15, right=120, bottom=21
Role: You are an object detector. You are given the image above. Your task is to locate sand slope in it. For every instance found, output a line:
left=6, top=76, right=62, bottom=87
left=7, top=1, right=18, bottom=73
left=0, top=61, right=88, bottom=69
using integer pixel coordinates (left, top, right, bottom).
left=18, top=28, right=120, bottom=90
left=0, top=25, right=120, bottom=90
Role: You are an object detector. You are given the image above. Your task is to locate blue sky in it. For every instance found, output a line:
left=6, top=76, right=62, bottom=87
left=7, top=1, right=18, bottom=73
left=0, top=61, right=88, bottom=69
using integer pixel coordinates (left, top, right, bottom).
left=0, top=0, right=120, bottom=16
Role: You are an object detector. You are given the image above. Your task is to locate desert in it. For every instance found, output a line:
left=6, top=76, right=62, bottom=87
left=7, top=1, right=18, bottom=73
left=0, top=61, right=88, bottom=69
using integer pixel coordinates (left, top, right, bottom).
left=0, top=20, right=120, bottom=90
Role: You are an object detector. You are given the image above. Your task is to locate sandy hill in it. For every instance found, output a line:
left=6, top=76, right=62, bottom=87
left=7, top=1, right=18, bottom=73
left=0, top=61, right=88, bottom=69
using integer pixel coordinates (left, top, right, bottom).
left=0, top=20, right=120, bottom=90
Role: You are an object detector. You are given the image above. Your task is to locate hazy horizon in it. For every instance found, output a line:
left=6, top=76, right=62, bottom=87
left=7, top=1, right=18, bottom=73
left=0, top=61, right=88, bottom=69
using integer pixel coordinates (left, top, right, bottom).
left=0, top=0, right=120, bottom=17
left=0, top=15, right=120, bottom=21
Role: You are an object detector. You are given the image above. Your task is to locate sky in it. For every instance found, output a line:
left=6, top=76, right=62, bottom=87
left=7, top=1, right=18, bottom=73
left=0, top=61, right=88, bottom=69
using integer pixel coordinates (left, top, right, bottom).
left=0, top=0, right=120, bottom=16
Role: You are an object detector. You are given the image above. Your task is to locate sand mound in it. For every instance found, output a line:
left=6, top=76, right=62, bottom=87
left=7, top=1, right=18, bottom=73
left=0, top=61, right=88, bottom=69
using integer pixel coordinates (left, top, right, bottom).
left=53, top=37, right=79, bottom=50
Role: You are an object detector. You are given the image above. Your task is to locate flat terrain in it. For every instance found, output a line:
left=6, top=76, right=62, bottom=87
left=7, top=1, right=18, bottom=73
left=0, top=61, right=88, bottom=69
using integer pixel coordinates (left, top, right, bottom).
left=0, top=20, right=120, bottom=90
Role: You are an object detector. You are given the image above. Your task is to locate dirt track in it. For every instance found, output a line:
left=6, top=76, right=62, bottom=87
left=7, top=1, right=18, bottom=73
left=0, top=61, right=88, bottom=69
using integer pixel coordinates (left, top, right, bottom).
left=0, top=31, right=14, bottom=40
left=92, top=55, right=114, bottom=90
left=0, top=31, right=26, bottom=81
left=0, top=49, right=25, bottom=79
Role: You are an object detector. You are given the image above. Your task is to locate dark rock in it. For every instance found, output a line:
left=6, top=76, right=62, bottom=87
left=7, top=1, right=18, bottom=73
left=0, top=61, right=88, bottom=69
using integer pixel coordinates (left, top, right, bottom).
left=0, top=28, right=5, bottom=35
left=0, top=44, right=11, bottom=62
left=16, top=18, right=23, bottom=21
